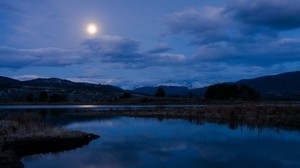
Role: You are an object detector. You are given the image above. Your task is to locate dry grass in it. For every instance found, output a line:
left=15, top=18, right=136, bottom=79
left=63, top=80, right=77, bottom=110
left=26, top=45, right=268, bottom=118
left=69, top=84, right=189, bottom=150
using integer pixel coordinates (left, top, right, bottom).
left=0, top=112, right=72, bottom=142
left=74, top=103, right=300, bottom=130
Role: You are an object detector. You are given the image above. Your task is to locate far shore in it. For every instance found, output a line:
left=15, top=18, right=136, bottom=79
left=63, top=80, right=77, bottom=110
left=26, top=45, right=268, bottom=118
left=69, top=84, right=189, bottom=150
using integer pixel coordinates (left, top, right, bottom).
left=1, top=100, right=300, bottom=106
left=64, top=103, right=300, bottom=131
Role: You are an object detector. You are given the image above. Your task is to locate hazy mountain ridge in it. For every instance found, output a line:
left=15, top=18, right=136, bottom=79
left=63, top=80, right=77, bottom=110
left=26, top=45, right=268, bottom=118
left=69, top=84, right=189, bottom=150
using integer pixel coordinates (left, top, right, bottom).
left=236, top=71, right=300, bottom=100
left=0, top=77, right=124, bottom=102
left=1, top=71, right=300, bottom=101
left=132, top=71, right=300, bottom=100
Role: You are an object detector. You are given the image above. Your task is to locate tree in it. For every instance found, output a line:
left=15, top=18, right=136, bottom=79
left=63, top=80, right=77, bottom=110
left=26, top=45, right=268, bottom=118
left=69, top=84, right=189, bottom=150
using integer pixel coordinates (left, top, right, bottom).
left=50, top=93, right=67, bottom=102
left=26, top=93, right=34, bottom=102
left=188, top=92, right=194, bottom=98
left=121, top=92, right=132, bottom=99
left=204, top=83, right=260, bottom=101
left=239, top=85, right=261, bottom=100
left=155, top=87, right=166, bottom=97
left=39, top=91, right=48, bottom=102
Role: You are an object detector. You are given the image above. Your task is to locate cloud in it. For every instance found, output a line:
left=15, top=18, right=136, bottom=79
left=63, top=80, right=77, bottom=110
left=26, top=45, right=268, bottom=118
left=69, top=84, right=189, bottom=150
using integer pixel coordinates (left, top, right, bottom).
left=163, top=1, right=300, bottom=67
left=154, top=53, right=187, bottom=63
left=225, top=0, right=300, bottom=31
left=164, top=1, right=300, bottom=41
left=164, top=7, right=230, bottom=44
left=0, top=46, right=87, bottom=68
left=81, top=35, right=147, bottom=66
left=82, top=35, right=139, bottom=55
left=82, top=35, right=188, bottom=67
left=12, top=74, right=45, bottom=81
left=147, top=44, right=172, bottom=54
left=0, top=34, right=189, bottom=70
left=191, top=38, right=300, bottom=65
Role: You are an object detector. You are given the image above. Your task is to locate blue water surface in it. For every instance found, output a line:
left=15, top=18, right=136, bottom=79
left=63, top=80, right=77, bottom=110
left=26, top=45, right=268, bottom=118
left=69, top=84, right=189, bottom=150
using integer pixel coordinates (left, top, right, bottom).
left=21, top=116, right=300, bottom=168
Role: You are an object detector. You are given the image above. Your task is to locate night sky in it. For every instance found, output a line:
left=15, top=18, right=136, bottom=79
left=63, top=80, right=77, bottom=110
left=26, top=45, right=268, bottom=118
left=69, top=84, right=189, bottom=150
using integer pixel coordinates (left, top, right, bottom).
left=1, top=0, right=300, bottom=89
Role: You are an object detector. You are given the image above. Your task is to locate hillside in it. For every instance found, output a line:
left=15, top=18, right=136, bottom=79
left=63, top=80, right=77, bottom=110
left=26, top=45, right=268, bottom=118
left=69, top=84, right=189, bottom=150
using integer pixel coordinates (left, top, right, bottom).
left=1, top=71, right=300, bottom=102
left=0, top=76, right=124, bottom=102
left=237, top=71, right=300, bottom=100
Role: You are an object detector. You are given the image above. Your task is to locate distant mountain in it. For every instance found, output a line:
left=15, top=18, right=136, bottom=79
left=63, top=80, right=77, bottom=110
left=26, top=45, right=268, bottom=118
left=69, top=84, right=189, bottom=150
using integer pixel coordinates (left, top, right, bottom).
left=0, top=76, right=21, bottom=88
left=133, top=86, right=189, bottom=97
left=0, top=76, right=124, bottom=102
left=236, top=71, right=300, bottom=100
left=189, top=87, right=207, bottom=97
left=22, top=78, right=122, bottom=92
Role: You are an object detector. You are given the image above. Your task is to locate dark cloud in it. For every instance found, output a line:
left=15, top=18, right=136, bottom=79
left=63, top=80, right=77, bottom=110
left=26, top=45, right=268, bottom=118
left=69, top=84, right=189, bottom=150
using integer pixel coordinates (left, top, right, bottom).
left=147, top=44, right=172, bottom=54
left=163, top=1, right=300, bottom=67
left=81, top=35, right=188, bottom=68
left=81, top=36, right=148, bottom=67
left=0, top=35, right=188, bottom=70
left=82, top=35, right=139, bottom=55
left=0, top=46, right=87, bottom=68
left=225, top=0, right=300, bottom=31
left=0, top=2, right=23, bottom=13
left=192, top=38, right=300, bottom=65
left=165, top=1, right=300, bottom=40
left=164, top=7, right=230, bottom=44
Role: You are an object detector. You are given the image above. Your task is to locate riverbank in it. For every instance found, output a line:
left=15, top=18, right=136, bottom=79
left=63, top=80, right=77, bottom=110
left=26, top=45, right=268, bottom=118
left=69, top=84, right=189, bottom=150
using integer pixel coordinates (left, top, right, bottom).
left=0, top=113, right=99, bottom=168
left=69, top=103, right=300, bottom=131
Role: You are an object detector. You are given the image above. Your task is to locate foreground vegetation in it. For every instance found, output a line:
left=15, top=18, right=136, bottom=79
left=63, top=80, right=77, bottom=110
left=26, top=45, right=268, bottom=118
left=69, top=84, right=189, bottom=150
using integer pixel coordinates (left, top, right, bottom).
left=0, top=113, right=99, bottom=168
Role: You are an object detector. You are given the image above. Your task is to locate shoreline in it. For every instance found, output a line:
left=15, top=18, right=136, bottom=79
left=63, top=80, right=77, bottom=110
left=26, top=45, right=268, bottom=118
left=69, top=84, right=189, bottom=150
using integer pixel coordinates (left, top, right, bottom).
left=0, top=113, right=99, bottom=168
left=67, top=104, right=300, bottom=131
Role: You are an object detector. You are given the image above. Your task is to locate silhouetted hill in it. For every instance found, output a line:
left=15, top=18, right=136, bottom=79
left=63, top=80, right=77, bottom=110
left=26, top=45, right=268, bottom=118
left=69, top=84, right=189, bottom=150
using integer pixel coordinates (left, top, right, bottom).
left=190, top=87, right=207, bottom=97
left=22, top=78, right=122, bottom=92
left=0, top=76, right=21, bottom=88
left=133, top=86, right=189, bottom=97
left=0, top=76, right=124, bottom=102
left=237, top=71, right=300, bottom=100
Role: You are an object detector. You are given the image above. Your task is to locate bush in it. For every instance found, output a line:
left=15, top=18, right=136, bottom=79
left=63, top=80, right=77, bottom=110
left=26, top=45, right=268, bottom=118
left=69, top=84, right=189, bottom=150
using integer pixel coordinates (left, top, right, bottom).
left=204, top=83, right=260, bottom=101
left=39, top=91, right=48, bottom=102
left=121, top=92, right=132, bottom=99
left=155, top=87, right=165, bottom=97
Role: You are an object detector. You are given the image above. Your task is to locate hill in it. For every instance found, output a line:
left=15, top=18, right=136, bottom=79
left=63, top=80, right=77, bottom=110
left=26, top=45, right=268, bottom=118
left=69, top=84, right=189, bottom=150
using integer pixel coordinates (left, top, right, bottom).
left=0, top=76, right=21, bottom=88
left=237, top=71, right=300, bottom=100
left=0, top=76, right=124, bottom=102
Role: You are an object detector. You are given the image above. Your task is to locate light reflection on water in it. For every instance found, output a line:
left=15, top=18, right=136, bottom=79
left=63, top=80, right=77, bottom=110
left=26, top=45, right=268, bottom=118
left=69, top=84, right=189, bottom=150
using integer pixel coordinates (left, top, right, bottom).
left=22, top=117, right=300, bottom=168
left=0, top=104, right=204, bottom=110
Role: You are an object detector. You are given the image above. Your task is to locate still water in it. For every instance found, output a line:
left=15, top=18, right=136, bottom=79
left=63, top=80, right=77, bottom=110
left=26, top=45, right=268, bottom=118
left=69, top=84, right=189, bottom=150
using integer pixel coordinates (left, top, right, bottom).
left=14, top=107, right=300, bottom=168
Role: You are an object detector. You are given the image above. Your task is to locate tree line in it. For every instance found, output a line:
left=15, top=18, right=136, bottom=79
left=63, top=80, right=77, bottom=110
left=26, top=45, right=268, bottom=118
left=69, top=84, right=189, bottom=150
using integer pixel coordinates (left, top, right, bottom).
left=204, top=83, right=261, bottom=100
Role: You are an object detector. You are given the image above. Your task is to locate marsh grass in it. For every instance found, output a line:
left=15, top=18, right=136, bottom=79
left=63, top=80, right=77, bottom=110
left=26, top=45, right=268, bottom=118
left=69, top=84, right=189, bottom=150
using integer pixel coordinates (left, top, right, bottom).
left=0, top=112, right=99, bottom=168
left=0, top=112, right=71, bottom=142
left=75, top=103, right=300, bottom=131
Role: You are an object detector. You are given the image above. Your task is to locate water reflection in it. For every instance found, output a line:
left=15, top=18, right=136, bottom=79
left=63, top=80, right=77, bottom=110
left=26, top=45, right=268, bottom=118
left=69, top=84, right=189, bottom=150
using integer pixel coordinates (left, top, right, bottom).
left=22, top=117, right=300, bottom=168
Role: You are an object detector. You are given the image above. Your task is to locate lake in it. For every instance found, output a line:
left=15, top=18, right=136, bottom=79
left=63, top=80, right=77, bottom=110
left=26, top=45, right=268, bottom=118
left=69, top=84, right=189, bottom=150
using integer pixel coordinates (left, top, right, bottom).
left=2, top=106, right=300, bottom=168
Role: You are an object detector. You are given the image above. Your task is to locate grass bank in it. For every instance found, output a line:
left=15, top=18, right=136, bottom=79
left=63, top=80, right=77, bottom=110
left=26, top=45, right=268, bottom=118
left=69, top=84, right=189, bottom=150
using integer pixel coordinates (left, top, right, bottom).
left=0, top=113, right=99, bottom=168
left=70, top=103, right=300, bottom=131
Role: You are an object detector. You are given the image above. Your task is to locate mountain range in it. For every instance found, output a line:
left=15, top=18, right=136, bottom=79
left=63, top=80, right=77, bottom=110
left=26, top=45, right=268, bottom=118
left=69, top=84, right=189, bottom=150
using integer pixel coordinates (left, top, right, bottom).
left=1, top=71, right=300, bottom=101
left=133, top=71, right=300, bottom=100
left=237, top=71, right=300, bottom=100
left=0, top=77, right=123, bottom=102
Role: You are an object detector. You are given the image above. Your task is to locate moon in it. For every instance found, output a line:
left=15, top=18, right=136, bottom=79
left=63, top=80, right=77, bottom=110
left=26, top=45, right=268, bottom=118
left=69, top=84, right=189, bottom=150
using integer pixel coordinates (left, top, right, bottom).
left=86, top=24, right=98, bottom=35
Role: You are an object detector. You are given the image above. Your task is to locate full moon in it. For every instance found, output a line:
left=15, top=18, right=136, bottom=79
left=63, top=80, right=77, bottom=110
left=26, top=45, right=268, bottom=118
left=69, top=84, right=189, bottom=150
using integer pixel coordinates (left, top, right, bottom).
left=86, top=24, right=98, bottom=35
